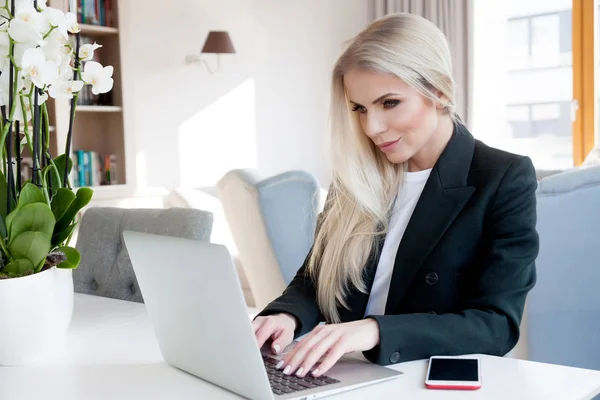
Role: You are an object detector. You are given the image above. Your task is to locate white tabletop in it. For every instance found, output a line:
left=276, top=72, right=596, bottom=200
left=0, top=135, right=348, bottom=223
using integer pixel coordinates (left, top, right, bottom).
left=2, top=293, right=600, bottom=400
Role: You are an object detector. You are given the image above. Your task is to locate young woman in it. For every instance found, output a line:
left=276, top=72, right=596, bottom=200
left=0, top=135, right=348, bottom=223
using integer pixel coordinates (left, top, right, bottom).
left=252, top=12, right=539, bottom=380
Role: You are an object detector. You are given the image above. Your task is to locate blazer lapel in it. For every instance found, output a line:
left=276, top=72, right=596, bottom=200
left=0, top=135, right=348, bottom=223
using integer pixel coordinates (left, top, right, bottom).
left=384, top=123, right=476, bottom=314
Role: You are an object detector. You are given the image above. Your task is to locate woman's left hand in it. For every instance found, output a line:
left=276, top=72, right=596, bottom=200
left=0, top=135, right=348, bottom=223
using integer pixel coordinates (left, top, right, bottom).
left=276, top=318, right=380, bottom=378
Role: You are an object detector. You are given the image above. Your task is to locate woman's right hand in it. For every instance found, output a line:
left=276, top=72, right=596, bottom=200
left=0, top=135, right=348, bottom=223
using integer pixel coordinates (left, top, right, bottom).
left=252, top=313, right=298, bottom=355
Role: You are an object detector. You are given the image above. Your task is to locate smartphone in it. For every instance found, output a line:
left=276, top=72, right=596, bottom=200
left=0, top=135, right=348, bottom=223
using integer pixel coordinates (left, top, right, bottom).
left=425, top=356, right=482, bottom=390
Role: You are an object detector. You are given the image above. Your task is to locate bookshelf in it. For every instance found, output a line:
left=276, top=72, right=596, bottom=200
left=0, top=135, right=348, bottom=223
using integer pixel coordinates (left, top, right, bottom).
left=76, top=105, right=123, bottom=112
left=47, top=0, right=127, bottom=191
left=79, top=24, right=118, bottom=36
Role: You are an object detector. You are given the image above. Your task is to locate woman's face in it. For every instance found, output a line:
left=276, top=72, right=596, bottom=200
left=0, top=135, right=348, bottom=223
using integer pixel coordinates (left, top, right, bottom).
left=344, top=69, right=446, bottom=167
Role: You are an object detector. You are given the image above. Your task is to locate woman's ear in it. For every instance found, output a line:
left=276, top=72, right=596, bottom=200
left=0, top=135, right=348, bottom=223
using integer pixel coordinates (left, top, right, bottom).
left=435, top=91, right=450, bottom=109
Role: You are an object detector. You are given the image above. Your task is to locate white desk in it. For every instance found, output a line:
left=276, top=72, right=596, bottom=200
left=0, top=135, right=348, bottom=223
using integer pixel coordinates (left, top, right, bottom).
left=2, top=293, right=600, bottom=400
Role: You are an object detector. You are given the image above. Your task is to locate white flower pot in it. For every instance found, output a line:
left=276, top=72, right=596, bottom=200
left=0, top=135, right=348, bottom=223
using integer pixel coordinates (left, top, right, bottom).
left=0, top=267, right=74, bottom=366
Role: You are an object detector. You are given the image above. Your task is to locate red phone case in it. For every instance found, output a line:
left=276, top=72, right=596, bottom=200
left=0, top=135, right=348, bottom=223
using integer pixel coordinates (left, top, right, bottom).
left=425, top=382, right=481, bottom=390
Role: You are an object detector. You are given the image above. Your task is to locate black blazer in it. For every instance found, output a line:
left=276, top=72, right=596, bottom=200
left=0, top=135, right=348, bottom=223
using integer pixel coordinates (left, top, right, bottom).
left=257, top=122, right=539, bottom=366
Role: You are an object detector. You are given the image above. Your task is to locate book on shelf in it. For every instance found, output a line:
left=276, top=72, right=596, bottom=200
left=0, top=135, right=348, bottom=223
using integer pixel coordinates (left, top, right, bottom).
left=12, top=151, right=118, bottom=188
left=72, top=149, right=118, bottom=187
left=64, top=0, right=114, bottom=27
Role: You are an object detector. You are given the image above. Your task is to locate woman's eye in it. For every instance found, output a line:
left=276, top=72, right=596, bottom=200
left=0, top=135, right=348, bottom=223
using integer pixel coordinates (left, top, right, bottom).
left=351, top=105, right=367, bottom=114
left=383, top=100, right=400, bottom=109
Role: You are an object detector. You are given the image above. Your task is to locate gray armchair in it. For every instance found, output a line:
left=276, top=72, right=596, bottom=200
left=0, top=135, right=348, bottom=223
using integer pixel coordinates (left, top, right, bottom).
left=73, top=207, right=213, bottom=303
left=527, top=164, right=600, bottom=370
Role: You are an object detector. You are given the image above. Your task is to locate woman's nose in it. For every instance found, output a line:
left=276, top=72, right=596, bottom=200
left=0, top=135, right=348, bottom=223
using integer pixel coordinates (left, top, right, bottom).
left=363, top=114, right=387, bottom=138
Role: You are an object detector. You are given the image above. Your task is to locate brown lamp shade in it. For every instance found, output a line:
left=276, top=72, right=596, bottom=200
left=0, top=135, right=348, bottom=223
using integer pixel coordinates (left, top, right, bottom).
left=201, top=31, right=235, bottom=54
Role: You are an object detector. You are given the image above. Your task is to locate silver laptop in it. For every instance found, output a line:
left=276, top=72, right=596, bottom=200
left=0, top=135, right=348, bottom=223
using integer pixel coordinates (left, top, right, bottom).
left=123, top=230, right=402, bottom=400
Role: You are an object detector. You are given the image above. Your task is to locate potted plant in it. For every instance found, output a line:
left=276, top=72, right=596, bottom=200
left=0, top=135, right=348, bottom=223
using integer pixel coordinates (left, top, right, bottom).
left=0, top=0, right=113, bottom=365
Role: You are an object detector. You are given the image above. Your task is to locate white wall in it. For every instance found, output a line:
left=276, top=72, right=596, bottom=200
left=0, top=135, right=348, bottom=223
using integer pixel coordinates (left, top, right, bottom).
left=119, top=0, right=371, bottom=191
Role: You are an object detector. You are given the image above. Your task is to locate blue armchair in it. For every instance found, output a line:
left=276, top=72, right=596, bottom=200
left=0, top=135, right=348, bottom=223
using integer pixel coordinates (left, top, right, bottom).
left=217, top=169, right=324, bottom=310
left=527, top=164, right=600, bottom=370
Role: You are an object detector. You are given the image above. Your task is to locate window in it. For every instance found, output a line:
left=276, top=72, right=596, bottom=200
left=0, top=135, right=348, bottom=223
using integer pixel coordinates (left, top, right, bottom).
left=473, top=0, right=595, bottom=171
left=508, top=19, right=529, bottom=70
left=507, top=10, right=571, bottom=70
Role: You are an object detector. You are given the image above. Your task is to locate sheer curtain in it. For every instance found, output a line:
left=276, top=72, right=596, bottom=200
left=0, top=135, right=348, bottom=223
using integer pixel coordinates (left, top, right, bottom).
left=371, top=0, right=473, bottom=127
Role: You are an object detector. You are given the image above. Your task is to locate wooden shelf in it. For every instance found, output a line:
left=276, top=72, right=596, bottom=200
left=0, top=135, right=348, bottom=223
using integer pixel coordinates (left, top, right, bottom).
left=79, top=24, right=118, bottom=36
left=73, top=185, right=169, bottom=201
left=76, top=105, right=122, bottom=112
left=74, top=184, right=129, bottom=198
left=85, top=184, right=127, bottom=192
left=48, top=0, right=128, bottom=196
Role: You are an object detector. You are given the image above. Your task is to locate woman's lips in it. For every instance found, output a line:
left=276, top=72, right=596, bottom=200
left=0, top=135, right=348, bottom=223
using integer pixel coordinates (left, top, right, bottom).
left=377, top=138, right=401, bottom=152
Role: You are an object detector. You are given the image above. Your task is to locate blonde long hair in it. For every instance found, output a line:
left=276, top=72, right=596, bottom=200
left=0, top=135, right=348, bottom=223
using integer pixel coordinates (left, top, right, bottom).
left=307, top=13, right=458, bottom=323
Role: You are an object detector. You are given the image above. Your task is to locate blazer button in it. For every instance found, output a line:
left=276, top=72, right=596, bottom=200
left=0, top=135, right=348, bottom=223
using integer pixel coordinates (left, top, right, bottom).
left=389, top=352, right=401, bottom=363
left=425, top=272, right=439, bottom=285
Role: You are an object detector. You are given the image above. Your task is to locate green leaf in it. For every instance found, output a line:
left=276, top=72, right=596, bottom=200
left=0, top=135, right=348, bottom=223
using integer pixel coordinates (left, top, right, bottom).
left=3, top=259, right=34, bottom=275
left=8, top=231, right=51, bottom=273
left=46, top=164, right=62, bottom=198
left=8, top=203, right=56, bottom=244
left=52, top=222, right=77, bottom=248
left=5, top=208, right=17, bottom=233
left=54, top=187, right=93, bottom=233
left=56, top=246, right=80, bottom=269
left=76, top=187, right=94, bottom=205
left=51, top=188, right=76, bottom=222
left=47, top=154, right=73, bottom=195
left=53, top=155, right=72, bottom=182
left=17, top=183, right=46, bottom=210
left=0, top=170, right=6, bottom=222
left=0, top=213, right=6, bottom=240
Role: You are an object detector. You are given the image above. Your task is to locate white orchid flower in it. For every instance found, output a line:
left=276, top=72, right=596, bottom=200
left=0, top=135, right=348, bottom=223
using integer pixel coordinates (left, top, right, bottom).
left=8, top=19, right=42, bottom=43
left=21, top=47, right=58, bottom=88
left=48, top=79, right=82, bottom=99
left=0, top=71, right=30, bottom=106
left=14, top=90, right=49, bottom=123
left=65, top=12, right=79, bottom=34
left=60, top=42, right=72, bottom=58
left=0, top=8, right=9, bottom=28
left=19, top=75, right=32, bottom=93
left=13, top=41, right=37, bottom=67
left=0, top=68, right=10, bottom=106
left=41, top=30, right=67, bottom=64
left=42, top=7, right=68, bottom=38
left=0, top=31, right=10, bottom=69
left=50, top=43, right=75, bottom=81
left=81, top=61, right=113, bottom=95
left=8, top=3, right=49, bottom=43
left=79, top=42, right=101, bottom=62
left=57, top=52, right=72, bottom=80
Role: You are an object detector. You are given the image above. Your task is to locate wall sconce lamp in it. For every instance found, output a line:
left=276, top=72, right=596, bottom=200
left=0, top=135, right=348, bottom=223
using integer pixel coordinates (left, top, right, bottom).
left=185, top=31, right=236, bottom=74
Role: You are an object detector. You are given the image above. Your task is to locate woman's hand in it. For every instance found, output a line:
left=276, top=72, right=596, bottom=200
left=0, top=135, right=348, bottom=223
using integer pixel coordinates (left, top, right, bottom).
left=276, top=318, right=380, bottom=378
left=252, top=313, right=298, bottom=355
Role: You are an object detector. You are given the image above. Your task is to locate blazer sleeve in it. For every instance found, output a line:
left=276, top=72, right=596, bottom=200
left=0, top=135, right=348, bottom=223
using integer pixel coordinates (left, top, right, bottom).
left=363, top=156, right=539, bottom=365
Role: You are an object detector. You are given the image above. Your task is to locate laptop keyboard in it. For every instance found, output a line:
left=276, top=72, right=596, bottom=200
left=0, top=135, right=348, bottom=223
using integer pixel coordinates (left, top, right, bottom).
left=263, top=355, right=340, bottom=396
